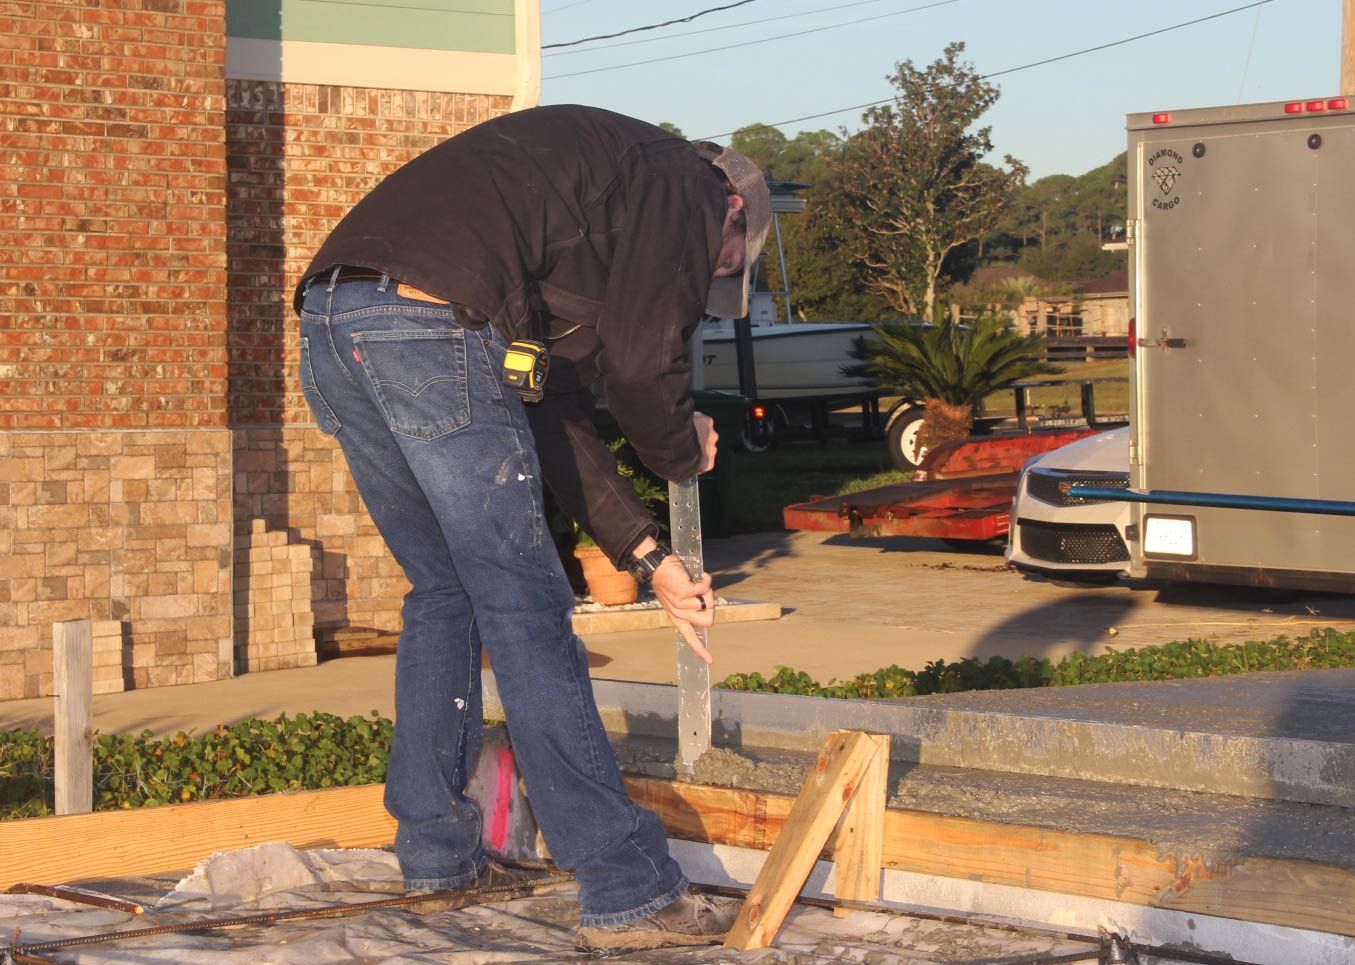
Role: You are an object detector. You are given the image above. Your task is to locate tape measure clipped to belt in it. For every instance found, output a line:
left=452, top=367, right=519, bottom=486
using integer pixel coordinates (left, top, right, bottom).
left=501, top=285, right=550, bottom=403
left=502, top=339, right=549, bottom=402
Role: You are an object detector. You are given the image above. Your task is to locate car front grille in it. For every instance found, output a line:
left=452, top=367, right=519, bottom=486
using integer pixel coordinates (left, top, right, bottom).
left=1017, top=518, right=1130, bottom=565
left=1027, top=469, right=1129, bottom=508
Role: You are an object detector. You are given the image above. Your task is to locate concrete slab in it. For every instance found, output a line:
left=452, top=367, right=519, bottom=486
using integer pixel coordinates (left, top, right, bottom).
left=488, top=674, right=1355, bottom=807
left=909, top=668, right=1355, bottom=742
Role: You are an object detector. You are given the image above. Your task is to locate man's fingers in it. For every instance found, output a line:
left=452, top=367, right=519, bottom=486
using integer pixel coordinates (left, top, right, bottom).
left=676, top=619, right=714, bottom=664
left=670, top=596, right=715, bottom=627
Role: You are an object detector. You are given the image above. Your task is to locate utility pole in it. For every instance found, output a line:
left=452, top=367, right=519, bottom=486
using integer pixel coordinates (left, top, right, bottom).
left=1344, top=0, right=1355, bottom=94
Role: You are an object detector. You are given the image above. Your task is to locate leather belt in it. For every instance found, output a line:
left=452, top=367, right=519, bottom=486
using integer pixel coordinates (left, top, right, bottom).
left=326, top=266, right=450, bottom=305
left=331, top=266, right=384, bottom=283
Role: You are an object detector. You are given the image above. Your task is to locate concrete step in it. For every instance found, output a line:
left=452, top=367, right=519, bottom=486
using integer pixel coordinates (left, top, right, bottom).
left=481, top=668, right=1355, bottom=807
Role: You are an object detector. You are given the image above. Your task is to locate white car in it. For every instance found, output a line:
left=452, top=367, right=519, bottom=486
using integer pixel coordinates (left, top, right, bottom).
left=1006, top=426, right=1132, bottom=586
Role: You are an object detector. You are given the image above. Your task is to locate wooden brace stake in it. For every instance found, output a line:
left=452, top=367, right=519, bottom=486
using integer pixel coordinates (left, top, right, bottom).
left=724, top=729, right=890, bottom=950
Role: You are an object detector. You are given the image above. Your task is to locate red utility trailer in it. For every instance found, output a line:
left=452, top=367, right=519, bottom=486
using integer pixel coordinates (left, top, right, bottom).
left=783, top=427, right=1101, bottom=540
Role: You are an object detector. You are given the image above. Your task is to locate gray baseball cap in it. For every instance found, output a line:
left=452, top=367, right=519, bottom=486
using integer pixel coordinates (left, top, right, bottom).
left=698, top=143, right=772, bottom=319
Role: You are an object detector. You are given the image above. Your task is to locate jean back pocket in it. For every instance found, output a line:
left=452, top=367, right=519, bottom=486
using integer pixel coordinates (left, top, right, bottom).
left=353, top=328, right=470, bottom=440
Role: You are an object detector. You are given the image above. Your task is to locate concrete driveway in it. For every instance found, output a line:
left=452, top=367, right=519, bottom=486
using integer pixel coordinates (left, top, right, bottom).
left=5, top=530, right=1353, bottom=737
left=580, top=530, right=1355, bottom=685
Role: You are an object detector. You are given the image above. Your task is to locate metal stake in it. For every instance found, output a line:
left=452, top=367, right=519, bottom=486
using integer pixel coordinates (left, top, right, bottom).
left=669, top=476, right=710, bottom=777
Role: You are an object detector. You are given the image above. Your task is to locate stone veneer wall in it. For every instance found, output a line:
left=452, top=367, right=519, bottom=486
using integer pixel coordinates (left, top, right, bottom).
left=234, top=519, right=316, bottom=672
left=0, top=430, right=233, bottom=699
left=231, top=428, right=408, bottom=637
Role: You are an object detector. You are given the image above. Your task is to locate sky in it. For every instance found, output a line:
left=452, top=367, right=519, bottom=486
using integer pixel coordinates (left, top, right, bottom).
left=537, top=0, right=1342, bottom=181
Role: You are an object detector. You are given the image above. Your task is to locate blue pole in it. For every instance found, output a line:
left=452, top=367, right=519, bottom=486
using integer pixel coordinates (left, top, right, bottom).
left=1067, top=486, right=1355, bottom=517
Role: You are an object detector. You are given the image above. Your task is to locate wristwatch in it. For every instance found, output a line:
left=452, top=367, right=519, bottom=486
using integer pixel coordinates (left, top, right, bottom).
left=625, top=540, right=672, bottom=584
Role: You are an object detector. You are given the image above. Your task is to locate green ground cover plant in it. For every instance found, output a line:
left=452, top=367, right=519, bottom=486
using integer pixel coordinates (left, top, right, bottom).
left=4, top=628, right=1350, bottom=820
left=1, top=711, right=390, bottom=820
left=716, top=628, right=1355, bottom=698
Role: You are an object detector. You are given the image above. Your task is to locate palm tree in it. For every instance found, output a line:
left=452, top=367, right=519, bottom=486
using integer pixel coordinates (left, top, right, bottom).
left=860, top=315, right=1058, bottom=458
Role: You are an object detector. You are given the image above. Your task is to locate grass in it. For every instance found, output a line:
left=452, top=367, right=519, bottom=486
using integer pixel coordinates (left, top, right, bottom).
left=723, top=443, right=910, bottom=534
left=981, top=358, right=1129, bottom=419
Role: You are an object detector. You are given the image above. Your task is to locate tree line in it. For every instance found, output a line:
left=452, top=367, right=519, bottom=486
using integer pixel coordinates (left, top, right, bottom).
left=668, top=42, right=1128, bottom=323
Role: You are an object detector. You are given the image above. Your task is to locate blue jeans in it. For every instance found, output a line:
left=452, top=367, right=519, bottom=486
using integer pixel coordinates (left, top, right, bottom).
left=297, top=273, right=685, bottom=926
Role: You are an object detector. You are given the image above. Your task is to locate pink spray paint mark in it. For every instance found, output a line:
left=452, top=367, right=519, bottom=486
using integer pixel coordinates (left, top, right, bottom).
left=487, top=746, right=515, bottom=852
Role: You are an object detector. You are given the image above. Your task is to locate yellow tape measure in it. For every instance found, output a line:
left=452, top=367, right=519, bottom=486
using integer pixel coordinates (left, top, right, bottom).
left=501, top=339, right=549, bottom=403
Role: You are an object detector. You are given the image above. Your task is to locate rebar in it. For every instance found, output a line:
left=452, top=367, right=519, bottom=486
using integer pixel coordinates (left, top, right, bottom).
left=5, top=884, right=143, bottom=916
left=7, top=873, right=572, bottom=957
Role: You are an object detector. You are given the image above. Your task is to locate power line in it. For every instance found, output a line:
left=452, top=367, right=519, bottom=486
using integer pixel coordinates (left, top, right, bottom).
left=543, top=0, right=604, bottom=12
left=545, top=0, right=911, bottom=58
left=1236, top=4, right=1264, bottom=102
left=693, top=0, right=1275, bottom=140
left=545, top=0, right=960, bottom=77
left=544, top=0, right=762, bottom=51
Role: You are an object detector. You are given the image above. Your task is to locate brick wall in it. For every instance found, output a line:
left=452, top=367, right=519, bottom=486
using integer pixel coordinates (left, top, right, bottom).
left=225, top=81, right=511, bottom=637
left=0, top=0, right=228, bottom=432
left=226, top=81, right=510, bottom=427
left=0, top=0, right=233, bottom=700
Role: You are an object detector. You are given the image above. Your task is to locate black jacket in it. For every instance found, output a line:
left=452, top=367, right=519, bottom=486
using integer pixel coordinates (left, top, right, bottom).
left=296, top=105, right=727, bottom=564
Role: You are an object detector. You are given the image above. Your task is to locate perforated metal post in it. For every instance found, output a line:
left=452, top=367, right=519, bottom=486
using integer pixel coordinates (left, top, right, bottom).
left=669, top=476, right=710, bottom=777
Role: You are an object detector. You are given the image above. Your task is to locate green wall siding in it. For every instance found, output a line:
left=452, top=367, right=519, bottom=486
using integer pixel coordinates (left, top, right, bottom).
left=227, top=0, right=515, bottom=55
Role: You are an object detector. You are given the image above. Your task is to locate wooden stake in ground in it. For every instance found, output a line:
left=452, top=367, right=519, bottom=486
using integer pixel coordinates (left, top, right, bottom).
left=724, top=730, right=890, bottom=950
left=53, top=619, right=94, bottom=816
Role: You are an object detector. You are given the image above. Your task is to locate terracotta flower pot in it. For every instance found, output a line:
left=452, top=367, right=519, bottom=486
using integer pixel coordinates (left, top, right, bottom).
left=573, top=546, right=638, bottom=606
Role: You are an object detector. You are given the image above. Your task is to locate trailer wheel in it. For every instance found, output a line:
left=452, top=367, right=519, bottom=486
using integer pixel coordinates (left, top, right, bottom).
left=739, top=429, right=772, bottom=454
left=887, top=407, right=927, bottom=471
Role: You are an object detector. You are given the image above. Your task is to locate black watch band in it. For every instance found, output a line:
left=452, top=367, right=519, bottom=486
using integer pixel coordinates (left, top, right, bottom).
left=625, top=540, right=672, bottom=584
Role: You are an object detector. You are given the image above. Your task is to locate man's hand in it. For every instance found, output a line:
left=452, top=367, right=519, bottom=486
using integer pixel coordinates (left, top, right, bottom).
left=642, top=544, right=715, bottom=664
left=693, top=412, right=718, bottom=473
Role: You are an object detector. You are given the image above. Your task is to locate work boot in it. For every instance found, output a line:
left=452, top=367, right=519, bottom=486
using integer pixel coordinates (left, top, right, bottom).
left=574, top=891, right=741, bottom=954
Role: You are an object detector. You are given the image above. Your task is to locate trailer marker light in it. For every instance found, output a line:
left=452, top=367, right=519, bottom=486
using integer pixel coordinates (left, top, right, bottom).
left=1284, top=102, right=1305, bottom=114
left=1151, top=112, right=1171, bottom=124
left=1127, top=318, right=1136, bottom=359
left=1328, top=98, right=1349, bottom=110
left=1306, top=100, right=1327, bottom=112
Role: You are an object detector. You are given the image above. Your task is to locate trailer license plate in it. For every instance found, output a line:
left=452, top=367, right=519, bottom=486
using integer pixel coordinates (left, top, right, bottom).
left=1144, top=516, right=1195, bottom=556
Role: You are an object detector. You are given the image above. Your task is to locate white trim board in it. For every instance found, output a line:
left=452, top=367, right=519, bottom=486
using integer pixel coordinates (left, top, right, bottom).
left=226, top=37, right=518, bottom=96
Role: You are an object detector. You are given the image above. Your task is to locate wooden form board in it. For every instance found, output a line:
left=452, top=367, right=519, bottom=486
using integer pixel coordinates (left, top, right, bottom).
left=0, top=784, right=395, bottom=890
left=830, top=732, right=889, bottom=914
left=3, top=776, right=1352, bottom=938
left=622, top=776, right=1355, bottom=938
left=725, top=730, right=889, bottom=950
